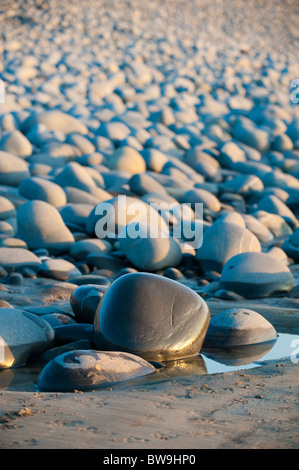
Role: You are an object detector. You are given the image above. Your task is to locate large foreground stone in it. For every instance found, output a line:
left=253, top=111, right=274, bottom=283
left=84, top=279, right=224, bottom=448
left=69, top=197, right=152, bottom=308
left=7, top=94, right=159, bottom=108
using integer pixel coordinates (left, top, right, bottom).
left=93, top=272, right=210, bottom=361
left=0, top=309, right=54, bottom=368
left=36, top=350, right=156, bottom=392
left=220, top=252, right=294, bottom=298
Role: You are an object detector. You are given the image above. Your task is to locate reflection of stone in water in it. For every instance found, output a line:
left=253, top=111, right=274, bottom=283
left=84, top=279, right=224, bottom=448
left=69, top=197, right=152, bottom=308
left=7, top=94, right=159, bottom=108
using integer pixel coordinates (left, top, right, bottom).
left=0, top=364, right=41, bottom=391
left=154, top=354, right=208, bottom=379
left=202, top=339, right=277, bottom=366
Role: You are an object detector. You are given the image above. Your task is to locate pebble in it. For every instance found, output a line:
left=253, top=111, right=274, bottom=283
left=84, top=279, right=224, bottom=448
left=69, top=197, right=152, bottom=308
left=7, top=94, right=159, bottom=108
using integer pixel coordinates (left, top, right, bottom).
left=36, top=350, right=156, bottom=392
left=0, top=309, right=55, bottom=368
left=86, top=195, right=169, bottom=239
left=281, top=228, right=299, bottom=262
left=70, top=238, right=112, bottom=261
left=40, top=258, right=82, bottom=281
left=0, top=0, right=298, bottom=389
left=203, top=308, right=277, bottom=348
left=0, top=151, right=30, bottom=186
left=70, top=284, right=108, bottom=323
left=53, top=323, right=94, bottom=346
left=18, top=176, right=67, bottom=207
left=108, top=146, right=147, bottom=174
left=0, top=247, right=41, bottom=273
left=93, top=272, right=210, bottom=361
left=54, top=162, right=99, bottom=193
left=16, top=200, right=75, bottom=255
left=0, top=197, right=16, bottom=220
left=220, top=252, right=294, bottom=298
left=183, top=188, right=221, bottom=213
left=196, top=220, right=261, bottom=272
left=22, top=110, right=88, bottom=135
left=119, top=222, right=182, bottom=271
left=0, top=130, right=32, bottom=158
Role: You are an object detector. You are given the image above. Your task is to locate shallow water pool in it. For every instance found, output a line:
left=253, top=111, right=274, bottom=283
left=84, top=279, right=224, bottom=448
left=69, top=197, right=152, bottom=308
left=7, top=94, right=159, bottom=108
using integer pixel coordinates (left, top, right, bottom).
left=0, top=333, right=298, bottom=392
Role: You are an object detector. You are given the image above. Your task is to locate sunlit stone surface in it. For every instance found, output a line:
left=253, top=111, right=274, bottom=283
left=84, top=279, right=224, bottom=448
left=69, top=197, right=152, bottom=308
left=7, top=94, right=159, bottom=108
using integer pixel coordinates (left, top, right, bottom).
left=203, top=308, right=277, bottom=348
left=93, top=272, right=210, bottom=361
left=36, top=349, right=156, bottom=392
left=220, top=252, right=294, bottom=298
left=0, top=309, right=54, bottom=369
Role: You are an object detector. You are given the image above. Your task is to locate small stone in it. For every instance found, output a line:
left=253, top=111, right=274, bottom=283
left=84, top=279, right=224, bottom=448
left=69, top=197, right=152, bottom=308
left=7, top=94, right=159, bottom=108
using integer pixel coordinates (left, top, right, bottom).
left=119, top=222, right=182, bottom=272
left=70, top=238, right=112, bottom=261
left=220, top=252, right=294, bottom=298
left=203, top=308, right=277, bottom=348
left=7, top=272, right=23, bottom=285
left=0, top=247, right=41, bottom=273
left=0, top=151, right=30, bottom=186
left=40, top=259, right=81, bottom=281
left=183, top=188, right=221, bottom=213
left=108, top=146, right=146, bottom=174
left=0, top=130, right=32, bottom=158
left=53, top=324, right=94, bottom=346
left=18, top=177, right=67, bottom=207
left=17, top=200, right=75, bottom=255
left=70, top=284, right=108, bottom=324
left=54, top=162, right=98, bottom=193
left=0, top=197, right=16, bottom=220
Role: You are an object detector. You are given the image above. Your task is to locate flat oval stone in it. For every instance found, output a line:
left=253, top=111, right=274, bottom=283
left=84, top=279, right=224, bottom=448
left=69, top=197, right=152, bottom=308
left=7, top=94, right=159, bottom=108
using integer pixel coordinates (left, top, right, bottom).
left=18, top=177, right=67, bottom=207
left=119, top=222, right=182, bottom=271
left=40, top=259, right=81, bottom=281
left=0, top=247, right=41, bottom=273
left=0, top=309, right=55, bottom=368
left=220, top=252, right=294, bottom=298
left=93, top=272, right=210, bottom=361
left=203, top=308, right=277, bottom=348
left=0, top=130, right=32, bottom=158
left=36, top=350, right=156, bottom=392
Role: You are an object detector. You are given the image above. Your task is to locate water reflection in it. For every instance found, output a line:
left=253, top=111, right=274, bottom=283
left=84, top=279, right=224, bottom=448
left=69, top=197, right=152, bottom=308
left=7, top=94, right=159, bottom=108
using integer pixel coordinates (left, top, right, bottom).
left=202, top=339, right=277, bottom=367
left=0, top=364, right=41, bottom=392
left=0, top=333, right=298, bottom=392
